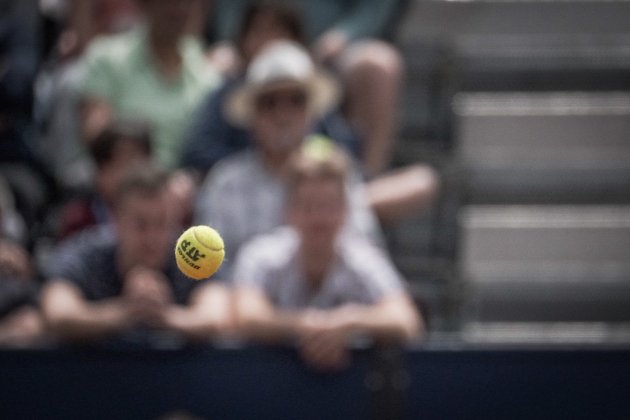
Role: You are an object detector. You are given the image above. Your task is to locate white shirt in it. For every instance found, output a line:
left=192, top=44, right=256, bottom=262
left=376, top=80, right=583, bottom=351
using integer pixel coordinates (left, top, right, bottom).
left=195, top=150, right=382, bottom=276
left=232, top=227, right=404, bottom=309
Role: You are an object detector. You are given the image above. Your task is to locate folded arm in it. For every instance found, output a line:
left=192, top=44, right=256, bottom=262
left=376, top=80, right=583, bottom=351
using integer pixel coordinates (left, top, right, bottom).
left=41, top=280, right=131, bottom=342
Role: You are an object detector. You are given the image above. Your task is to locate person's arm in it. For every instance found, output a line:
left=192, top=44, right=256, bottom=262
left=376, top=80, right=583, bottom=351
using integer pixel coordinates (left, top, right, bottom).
left=235, top=285, right=422, bottom=370
left=235, top=284, right=350, bottom=370
left=324, top=292, right=423, bottom=342
left=234, top=286, right=308, bottom=343
left=162, top=282, right=234, bottom=341
left=312, top=0, right=404, bottom=63
left=41, top=280, right=132, bottom=342
left=294, top=293, right=422, bottom=370
left=366, top=164, right=440, bottom=226
left=328, top=0, right=403, bottom=42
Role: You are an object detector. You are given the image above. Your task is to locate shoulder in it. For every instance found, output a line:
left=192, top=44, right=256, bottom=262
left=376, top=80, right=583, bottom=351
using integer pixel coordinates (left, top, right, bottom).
left=340, top=233, right=397, bottom=275
left=203, top=150, right=259, bottom=189
left=46, top=226, right=116, bottom=278
left=54, top=226, right=115, bottom=262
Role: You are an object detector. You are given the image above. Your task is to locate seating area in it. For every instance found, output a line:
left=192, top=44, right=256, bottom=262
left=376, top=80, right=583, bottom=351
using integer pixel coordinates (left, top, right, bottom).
left=3, top=1, right=630, bottom=418
left=387, top=0, right=630, bottom=337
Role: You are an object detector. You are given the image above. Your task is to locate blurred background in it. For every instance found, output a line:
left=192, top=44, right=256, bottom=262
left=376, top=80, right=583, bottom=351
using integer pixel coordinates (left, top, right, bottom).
left=389, top=0, right=630, bottom=341
left=2, top=0, right=630, bottom=418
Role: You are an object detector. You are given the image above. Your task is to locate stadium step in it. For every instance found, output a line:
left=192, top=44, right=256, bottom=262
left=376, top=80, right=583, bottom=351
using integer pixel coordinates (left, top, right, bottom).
left=458, top=205, right=630, bottom=322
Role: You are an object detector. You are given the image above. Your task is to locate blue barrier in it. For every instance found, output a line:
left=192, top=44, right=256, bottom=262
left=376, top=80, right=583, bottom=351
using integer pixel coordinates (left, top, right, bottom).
left=1, top=345, right=630, bottom=420
left=405, top=348, right=630, bottom=420
left=0, top=346, right=372, bottom=420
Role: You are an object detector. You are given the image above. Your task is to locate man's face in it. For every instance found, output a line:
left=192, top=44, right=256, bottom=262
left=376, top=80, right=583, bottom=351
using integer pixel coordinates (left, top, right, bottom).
left=251, top=84, right=310, bottom=157
left=288, top=179, right=346, bottom=251
left=114, top=190, right=176, bottom=270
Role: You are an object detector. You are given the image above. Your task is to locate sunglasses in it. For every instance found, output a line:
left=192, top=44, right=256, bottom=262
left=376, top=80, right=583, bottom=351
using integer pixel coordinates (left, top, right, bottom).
left=255, top=90, right=308, bottom=112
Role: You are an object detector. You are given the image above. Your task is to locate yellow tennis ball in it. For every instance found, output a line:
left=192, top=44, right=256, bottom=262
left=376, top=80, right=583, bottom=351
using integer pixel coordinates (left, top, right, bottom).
left=175, top=225, right=225, bottom=280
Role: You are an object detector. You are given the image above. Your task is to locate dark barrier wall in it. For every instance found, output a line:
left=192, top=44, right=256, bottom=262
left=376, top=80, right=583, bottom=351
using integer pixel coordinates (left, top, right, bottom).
left=1, top=345, right=630, bottom=420
left=0, top=346, right=373, bottom=420
left=405, top=349, right=630, bottom=420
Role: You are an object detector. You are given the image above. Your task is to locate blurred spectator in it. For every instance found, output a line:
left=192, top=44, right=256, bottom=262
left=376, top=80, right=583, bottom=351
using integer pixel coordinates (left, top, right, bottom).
left=54, top=118, right=153, bottom=240
left=80, top=0, right=221, bottom=169
left=1, top=0, right=53, bottom=229
left=0, top=0, right=39, bottom=123
left=35, top=54, right=94, bottom=192
left=0, top=178, right=45, bottom=347
left=36, top=0, right=211, bottom=192
left=35, top=0, right=142, bottom=193
left=35, top=0, right=149, bottom=192
left=206, top=0, right=407, bottom=176
left=0, top=175, right=27, bottom=245
left=233, top=140, right=423, bottom=370
left=41, top=165, right=232, bottom=345
left=0, top=239, right=45, bottom=347
left=182, top=0, right=361, bottom=174
left=40, top=0, right=140, bottom=61
left=194, top=40, right=383, bottom=277
left=47, top=118, right=197, bottom=241
left=195, top=41, right=437, bottom=276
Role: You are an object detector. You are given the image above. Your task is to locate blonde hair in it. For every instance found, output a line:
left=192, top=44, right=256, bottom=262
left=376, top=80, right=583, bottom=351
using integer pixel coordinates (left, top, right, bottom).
left=285, top=135, right=349, bottom=195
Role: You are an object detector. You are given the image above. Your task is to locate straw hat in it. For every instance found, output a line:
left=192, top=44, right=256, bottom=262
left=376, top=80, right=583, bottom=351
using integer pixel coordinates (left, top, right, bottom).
left=225, top=40, right=340, bottom=127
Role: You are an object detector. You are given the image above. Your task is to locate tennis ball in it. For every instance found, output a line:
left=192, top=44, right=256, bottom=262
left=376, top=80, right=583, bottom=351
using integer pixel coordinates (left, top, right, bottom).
left=175, top=225, right=225, bottom=280
left=303, top=134, right=336, bottom=161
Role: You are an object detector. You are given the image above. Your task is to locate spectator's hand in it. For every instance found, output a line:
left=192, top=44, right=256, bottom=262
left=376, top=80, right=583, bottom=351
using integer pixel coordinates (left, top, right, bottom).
left=122, top=266, right=174, bottom=327
left=0, top=306, right=45, bottom=348
left=297, top=310, right=351, bottom=371
left=0, top=240, right=32, bottom=280
left=313, top=29, right=348, bottom=65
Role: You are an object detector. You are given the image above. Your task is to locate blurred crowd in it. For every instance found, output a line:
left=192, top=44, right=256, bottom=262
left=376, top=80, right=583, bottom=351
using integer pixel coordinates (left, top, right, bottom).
left=0, top=0, right=439, bottom=370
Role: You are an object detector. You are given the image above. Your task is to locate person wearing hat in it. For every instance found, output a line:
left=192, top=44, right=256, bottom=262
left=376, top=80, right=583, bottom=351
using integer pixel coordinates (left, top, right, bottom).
left=181, top=0, right=361, bottom=175
left=194, top=40, right=383, bottom=278
left=195, top=40, right=438, bottom=274
left=203, top=0, right=408, bottom=177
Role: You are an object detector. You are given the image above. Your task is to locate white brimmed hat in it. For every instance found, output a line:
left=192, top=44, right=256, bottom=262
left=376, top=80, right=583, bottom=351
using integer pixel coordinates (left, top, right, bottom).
left=225, top=40, right=340, bottom=127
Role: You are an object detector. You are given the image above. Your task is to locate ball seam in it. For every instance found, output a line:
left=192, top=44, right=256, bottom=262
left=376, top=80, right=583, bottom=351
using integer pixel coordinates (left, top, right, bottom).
left=192, top=227, right=224, bottom=252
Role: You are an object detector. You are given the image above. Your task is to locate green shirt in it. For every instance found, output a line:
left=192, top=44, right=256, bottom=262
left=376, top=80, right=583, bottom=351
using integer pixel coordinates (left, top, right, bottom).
left=82, top=26, right=221, bottom=169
